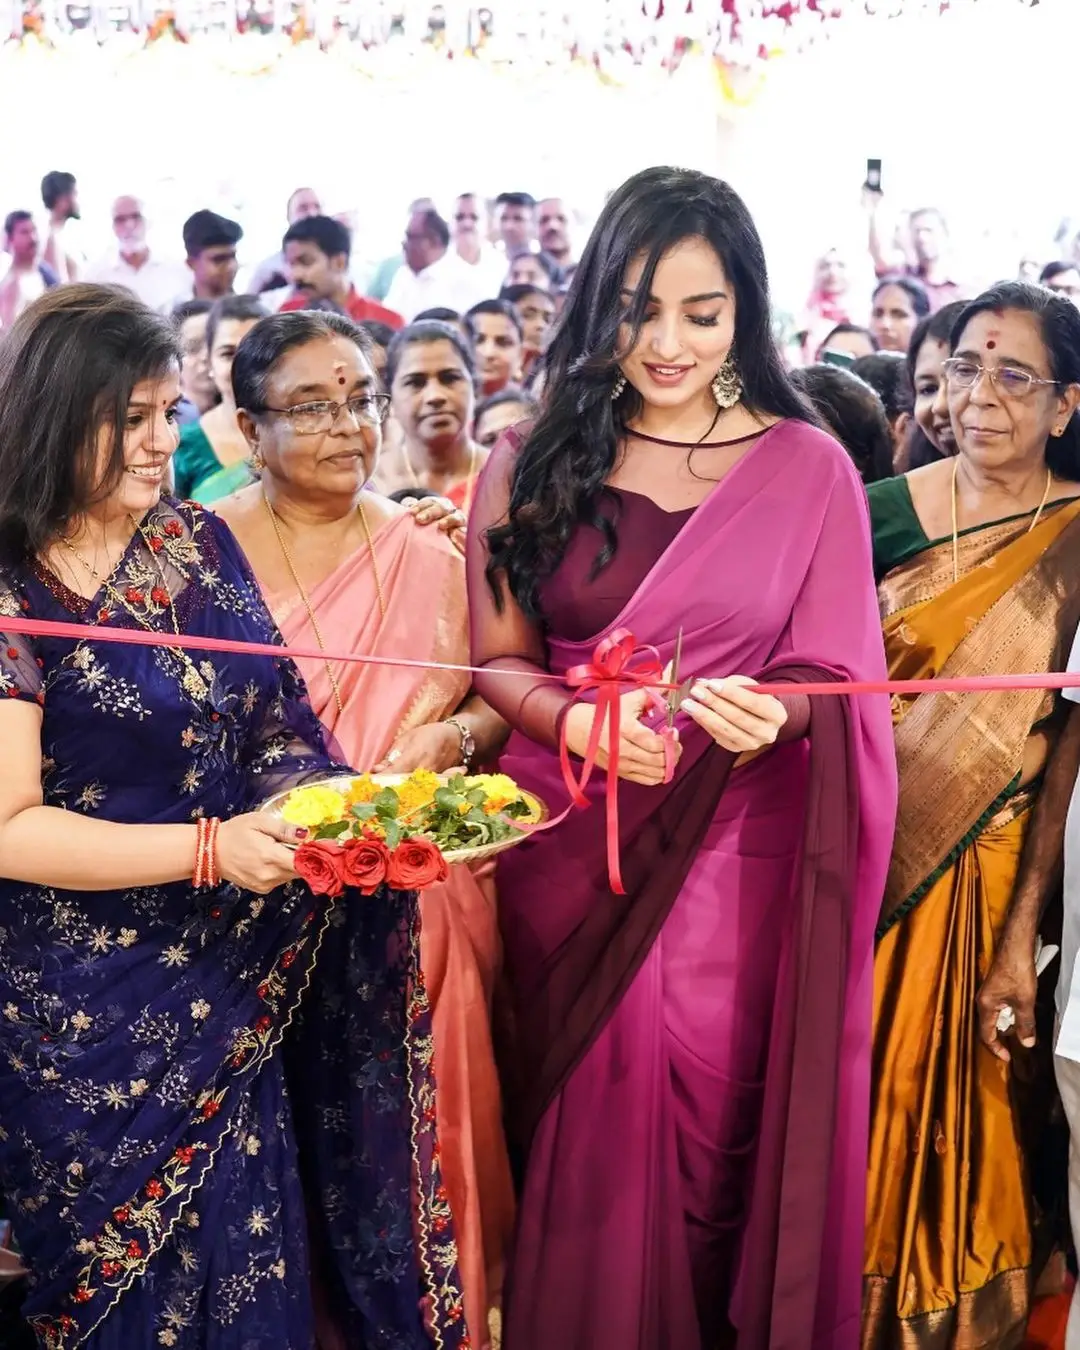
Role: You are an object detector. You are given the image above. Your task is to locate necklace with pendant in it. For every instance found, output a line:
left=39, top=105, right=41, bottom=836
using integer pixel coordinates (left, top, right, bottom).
left=60, top=515, right=210, bottom=703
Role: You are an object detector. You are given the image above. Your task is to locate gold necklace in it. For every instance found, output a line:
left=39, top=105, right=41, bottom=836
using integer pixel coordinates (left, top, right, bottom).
left=61, top=516, right=210, bottom=702
left=402, top=440, right=478, bottom=516
left=262, top=492, right=387, bottom=716
left=950, top=458, right=1054, bottom=583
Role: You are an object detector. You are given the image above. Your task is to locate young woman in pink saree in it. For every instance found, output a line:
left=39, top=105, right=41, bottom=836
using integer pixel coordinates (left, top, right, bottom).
left=467, top=167, right=899, bottom=1349
left=215, top=310, right=515, bottom=1350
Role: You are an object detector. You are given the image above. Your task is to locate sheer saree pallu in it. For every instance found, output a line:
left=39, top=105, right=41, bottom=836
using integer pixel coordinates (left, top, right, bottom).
left=489, top=427, right=898, bottom=1350
left=864, top=500, right=1080, bottom=1350
left=271, top=513, right=514, bottom=1350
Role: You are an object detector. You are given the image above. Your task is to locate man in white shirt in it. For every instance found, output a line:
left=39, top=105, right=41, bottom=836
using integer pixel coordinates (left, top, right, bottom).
left=977, top=624, right=1080, bottom=1346
left=85, top=195, right=189, bottom=311
left=384, top=208, right=494, bottom=321
left=451, top=192, right=505, bottom=296
left=0, top=212, right=57, bottom=331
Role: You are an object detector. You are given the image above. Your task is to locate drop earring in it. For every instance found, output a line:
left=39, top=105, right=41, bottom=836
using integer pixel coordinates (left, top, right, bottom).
left=610, top=373, right=627, bottom=402
left=711, top=355, right=743, bottom=409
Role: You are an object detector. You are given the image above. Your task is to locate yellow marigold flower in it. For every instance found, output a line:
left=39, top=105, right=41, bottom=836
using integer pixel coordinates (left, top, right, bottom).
left=464, top=773, right=525, bottom=815
left=281, top=785, right=347, bottom=829
left=344, top=775, right=380, bottom=807
left=396, top=769, right=441, bottom=815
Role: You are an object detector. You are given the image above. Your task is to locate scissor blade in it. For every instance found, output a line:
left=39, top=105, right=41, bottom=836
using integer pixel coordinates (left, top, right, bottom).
left=666, top=628, right=684, bottom=725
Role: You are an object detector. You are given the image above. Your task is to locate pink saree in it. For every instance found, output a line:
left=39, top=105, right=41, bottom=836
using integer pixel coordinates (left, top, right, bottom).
left=269, top=511, right=515, bottom=1349
left=469, top=422, right=898, bottom=1349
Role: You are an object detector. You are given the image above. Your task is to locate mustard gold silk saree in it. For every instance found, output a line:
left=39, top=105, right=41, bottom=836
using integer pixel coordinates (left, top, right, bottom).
left=863, top=484, right=1080, bottom=1349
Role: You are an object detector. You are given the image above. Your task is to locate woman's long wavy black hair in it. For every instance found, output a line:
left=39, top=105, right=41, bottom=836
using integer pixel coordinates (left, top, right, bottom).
left=484, top=165, right=817, bottom=616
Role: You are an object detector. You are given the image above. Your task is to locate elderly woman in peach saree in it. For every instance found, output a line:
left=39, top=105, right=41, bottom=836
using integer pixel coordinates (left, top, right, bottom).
left=216, top=310, right=514, bottom=1350
left=863, top=283, right=1080, bottom=1349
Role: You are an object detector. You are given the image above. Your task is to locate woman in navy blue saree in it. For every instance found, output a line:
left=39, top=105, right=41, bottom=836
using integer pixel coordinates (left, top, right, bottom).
left=0, top=285, right=466, bottom=1349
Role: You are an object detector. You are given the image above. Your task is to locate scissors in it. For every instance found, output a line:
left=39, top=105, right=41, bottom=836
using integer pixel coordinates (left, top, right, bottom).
left=665, top=628, right=693, bottom=727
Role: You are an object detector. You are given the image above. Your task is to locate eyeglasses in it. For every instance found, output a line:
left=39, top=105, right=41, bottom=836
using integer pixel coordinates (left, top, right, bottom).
left=942, top=358, right=1057, bottom=399
left=256, top=393, right=391, bottom=435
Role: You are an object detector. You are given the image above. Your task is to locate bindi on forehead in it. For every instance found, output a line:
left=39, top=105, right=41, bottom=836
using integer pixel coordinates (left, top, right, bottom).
left=986, top=340, right=997, bottom=350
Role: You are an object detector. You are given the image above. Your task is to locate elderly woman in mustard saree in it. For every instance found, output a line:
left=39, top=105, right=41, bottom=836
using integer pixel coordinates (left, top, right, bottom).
left=863, top=282, right=1080, bottom=1348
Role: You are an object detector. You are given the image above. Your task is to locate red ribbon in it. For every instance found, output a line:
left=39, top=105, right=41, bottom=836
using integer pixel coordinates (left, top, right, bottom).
left=556, top=628, right=674, bottom=896
left=11, top=612, right=1080, bottom=895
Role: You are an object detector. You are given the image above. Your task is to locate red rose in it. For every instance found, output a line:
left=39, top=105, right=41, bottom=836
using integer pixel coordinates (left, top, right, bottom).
left=339, top=835, right=390, bottom=895
left=386, top=838, right=448, bottom=891
left=294, top=841, right=346, bottom=898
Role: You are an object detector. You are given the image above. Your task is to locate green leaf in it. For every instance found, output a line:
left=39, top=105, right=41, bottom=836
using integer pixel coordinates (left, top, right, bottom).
left=445, top=774, right=467, bottom=793
left=434, top=786, right=462, bottom=811
left=465, top=789, right=486, bottom=807
left=503, top=800, right=532, bottom=819
left=373, top=788, right=400, bottom=815
left=314, top=823, right=346, bottom=842
left=384, top=819, right=401, bottom=850
left=350, top=802, right=376, bottom=821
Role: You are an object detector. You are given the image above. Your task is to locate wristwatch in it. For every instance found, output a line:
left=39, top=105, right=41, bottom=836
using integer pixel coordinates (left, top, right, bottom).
left=444, top=718, right=476, bottom=771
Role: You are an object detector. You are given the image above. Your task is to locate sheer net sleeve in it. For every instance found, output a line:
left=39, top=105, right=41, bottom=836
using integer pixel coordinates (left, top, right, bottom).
left=0, top=579, right=43, bottom=706
left=466, top=432, right=574, bottom=750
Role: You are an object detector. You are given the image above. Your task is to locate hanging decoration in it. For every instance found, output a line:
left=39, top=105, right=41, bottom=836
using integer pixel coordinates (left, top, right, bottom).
left=1, top=0, right=1046, bottom=76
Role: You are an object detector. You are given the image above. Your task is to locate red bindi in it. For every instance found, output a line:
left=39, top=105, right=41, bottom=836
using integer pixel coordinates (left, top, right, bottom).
left=986, top=340, right=996, bottom=350
left=338, top=375, right=346, bottom=385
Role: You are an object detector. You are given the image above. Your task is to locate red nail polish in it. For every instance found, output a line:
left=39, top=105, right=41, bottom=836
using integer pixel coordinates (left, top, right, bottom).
left=295, top=827, right=310, bottom=839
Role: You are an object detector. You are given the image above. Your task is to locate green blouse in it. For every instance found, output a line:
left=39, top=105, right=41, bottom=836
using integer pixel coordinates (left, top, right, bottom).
left=172, top=422, right=256, bottom=505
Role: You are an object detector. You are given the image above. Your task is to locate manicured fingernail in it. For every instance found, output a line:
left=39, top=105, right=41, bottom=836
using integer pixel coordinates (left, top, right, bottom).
left=692, top=684, right=707, bottom=699
left=295, top=827, right=310, bottom=839
left=682, top=698, right=699, bottom=713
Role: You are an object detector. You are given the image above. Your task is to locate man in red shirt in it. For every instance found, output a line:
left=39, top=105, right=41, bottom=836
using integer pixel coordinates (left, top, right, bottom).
left=278, top=216, right=403, bottom=328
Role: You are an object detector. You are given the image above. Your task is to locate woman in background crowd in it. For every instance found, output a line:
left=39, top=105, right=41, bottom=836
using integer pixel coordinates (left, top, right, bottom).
left=469, top=164, right=896, bottom=1350
left=790, top=363, right=894, bottom=483
left=864, top=282, right=1080, bottom=1347
left=870, top=274, right=931, bottom=353
left=505, top=250, right=562, bottom=293
left=171, top=299, right=217, bottom=426
left=800, top=247, right=854, bottom=362
left=852, top=350, right=913, bottom=468
left=217, top=310, right=513, bottom=1348
left=901, top=299, right=967, bottom=470
left=474, top=389, right=535, bottom=450
left=465, top=300, right=525, bottom=397
left=173, top=294, right=268, bottom=501
left=500, top=283, right=556, bottom=383
left=815, top=321, right=877, bottom=363
left=375, top=320, right=488, bottom=512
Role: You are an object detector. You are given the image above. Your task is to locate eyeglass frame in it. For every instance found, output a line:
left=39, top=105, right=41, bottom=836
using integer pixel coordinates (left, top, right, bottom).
left=250, top=392, right=391, bottom=434
left=942, top=357, right=1059, bottom=399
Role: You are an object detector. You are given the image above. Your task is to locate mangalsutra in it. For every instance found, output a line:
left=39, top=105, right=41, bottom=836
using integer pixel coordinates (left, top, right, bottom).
left=263, top=492, right=387, bottom=716
left=950, top=458, right=1054, bottom=583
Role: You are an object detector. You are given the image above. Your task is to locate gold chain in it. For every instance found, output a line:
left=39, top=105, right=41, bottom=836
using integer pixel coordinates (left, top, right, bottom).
left=950, top=458, right=1053, bottom=583
left=401, top=440, right=478, bottom=517
left=262, top=492, right=387, bottom=717
left=60, top=517, right=211, bottom=702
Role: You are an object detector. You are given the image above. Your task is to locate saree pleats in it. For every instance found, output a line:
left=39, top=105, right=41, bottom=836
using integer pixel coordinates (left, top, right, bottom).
left=865, top=499, right=1080, bottom=1348
left=864, top=797, right=1033, bottom=1350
